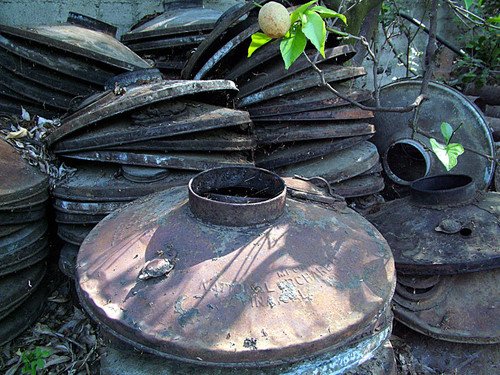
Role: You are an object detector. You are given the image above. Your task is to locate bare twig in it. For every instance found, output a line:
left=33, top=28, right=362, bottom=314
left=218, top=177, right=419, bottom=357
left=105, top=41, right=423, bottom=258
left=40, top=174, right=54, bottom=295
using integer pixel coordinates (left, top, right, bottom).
left=302, top=51, right=424, bottom=113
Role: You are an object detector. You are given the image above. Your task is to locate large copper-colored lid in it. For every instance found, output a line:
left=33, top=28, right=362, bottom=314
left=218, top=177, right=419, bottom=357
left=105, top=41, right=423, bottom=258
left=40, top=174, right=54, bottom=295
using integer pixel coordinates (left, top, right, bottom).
left=0, top=140, right=48, bottom=206
left=77, top=166, right=395, bottom=367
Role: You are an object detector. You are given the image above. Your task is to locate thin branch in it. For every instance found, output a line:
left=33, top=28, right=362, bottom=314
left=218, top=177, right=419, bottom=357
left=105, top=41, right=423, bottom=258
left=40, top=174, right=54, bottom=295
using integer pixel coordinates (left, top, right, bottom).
left=302, top=51, right=425, bottom=113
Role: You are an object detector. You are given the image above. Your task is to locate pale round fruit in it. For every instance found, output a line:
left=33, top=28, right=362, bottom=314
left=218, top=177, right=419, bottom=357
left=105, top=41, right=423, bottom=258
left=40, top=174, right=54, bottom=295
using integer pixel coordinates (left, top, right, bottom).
left=258, top=2, right=291, bottom=38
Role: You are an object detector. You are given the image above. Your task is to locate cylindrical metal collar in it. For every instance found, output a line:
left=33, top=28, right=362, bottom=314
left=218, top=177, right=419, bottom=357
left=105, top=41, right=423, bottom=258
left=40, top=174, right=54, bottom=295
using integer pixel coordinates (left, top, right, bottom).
left=188, top=166, right=286, bottom=226
left=410, top=174, right=476, bottom=206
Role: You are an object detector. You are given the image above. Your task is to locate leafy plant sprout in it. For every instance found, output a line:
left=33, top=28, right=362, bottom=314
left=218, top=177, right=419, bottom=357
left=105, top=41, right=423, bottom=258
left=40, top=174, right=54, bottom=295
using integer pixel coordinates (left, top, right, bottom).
left=248, top=1, right=497, bottom=171
left=21, top=347, right=51, bottom=375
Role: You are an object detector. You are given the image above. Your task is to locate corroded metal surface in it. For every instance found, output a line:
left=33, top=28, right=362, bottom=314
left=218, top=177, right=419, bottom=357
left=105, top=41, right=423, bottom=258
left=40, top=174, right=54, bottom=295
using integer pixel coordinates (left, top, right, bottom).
left=252, top=106, right=374, bottom=122
left=57, top=224, right=92, bottom=246
left=0, top=48, right=97, bottom=97
left=52, top=164, right=194, bottom=202
left=0, top=261, right=46, bottom=320
left=0, top=65, right=75, bottom=110
left=55, top=210, right=106, bottom=225
left=77, top=166, right=395, bottom=367
left=0, top=21, right=150, bottom=71
left=46, top=80, right=239, bottom=145
left=367, top=181, right=500, bottom=274
left=107, top=130, right=255, bottom=152
left=238, top=45, right=358, bottom=98
left=182, top=1, right=264, bottom=79
left=0, top=285, right=47, bottom=346
left=53, top=199, right=126, bottom=215
left=59, top=243, right=79, bottom=279
left=247, top=86, right=372, bottom=118
left=0, top=34, right=115, bottom=85
left=255, top=121, right=375, bottom=145
left=62, top=150, right=252, bottom=171
left=122, top=7, right=220, bottom=42
left=255, top=135, right=373, bottom=169
left=193, top=23, right=261, bottom=80
left=0, top=203, right=47, bottom=225
left=330, top=174, right=385, bottom=198
left=276, top=141, right=380, bottom=183
left=0, top=227, right=49, bottom=277
left=393, top=269, right=500, bottom=344
left=100, top=312, right=393, bottom=374
left=0, top=139, right=48, bottom=206
left=369, top=79, right=495, bottom=190
left=53, top=101, right=251, bottom=153
left=238, top=66, right=366, bottom=108
left=394, top=323, right=500, bottom=374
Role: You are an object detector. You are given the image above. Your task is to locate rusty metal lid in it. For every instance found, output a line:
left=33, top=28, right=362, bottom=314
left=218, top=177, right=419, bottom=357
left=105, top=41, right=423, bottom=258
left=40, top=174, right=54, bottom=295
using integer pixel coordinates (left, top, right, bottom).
left=62, top=150, right=253, bottom=171
left=100, top=307, right=393, bottom=374
left=108, top=130, right=255, bottom=153
left=366, top=186, right=500, bottom=274
left=252, top=105, right=374, bottom=122
left=0, top=202, right=47, bottom=225
left=0, top=140, right=48, bottom=207
left=393, top=268, right=500, bottom=344
left=47, top=80, right=239, bottom=145
left=0, top=284, right=47, bottom=346
left=52, top=164, right=194, bottom=202
left=59, top=243, right=79, bottom=279
left=0, top=261, right=46, bottom=320
left=0, top=33, right=115, bottom=85
left=55, top=210, right=106, bottom=225
left=237, top=45, right=357, bottom=98
left=0, top=19, right=150, bottom=71
left=53, top=198, right=126, bottom=216
left=276, top=141, right=380, bottom=183
left=57, top=224, right=92, bottom=246
left=182, top=1, right=265, bottom=79
left=0, top=189, right=48, bottom=211
left=121, top=165, right=171, bottom=183
left=255, top=121, right=375, bottom=145
left=0, top=65, right=75, bottom=111
left=77, top=166, right=395, bottom=367
left=237, top=66, right=366, bottom=108
left=394, top=321, right=500, bottom=374
left=0, top=226, right=49, bottom=277
left=247, top=86, right=372, bottom=118
left=255, top=135, right=373, bottom=169
left=52, top=101, right=251, bottom=153
left=0, top=48, right=97, bottom=97
left=330, top=174, right=385, bottom=198
left=368, top=79, right=495, bottom=190
left=122, top=6, right=221, bottom=42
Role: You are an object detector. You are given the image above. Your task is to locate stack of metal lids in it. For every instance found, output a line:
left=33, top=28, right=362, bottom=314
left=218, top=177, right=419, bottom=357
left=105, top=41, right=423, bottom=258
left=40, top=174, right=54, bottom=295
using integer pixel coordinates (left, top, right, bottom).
left=48, top=76, right=254, bottom=277
left=367, top=174, right=500, bottom=369
left=0, top=12, right=151, bottom=117
left=121, top=1, right=222, bottom=79
left=0, top=139, right=49, bottom=345
left=182, top=1, right=384, bottom=200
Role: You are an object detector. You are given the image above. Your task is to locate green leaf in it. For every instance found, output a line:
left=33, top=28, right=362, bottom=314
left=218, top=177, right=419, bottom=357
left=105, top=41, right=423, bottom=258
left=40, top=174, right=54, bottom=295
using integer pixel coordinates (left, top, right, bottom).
left=440, top=122, right=453, bottom=143
left=290, top=0, right=317, bottom=24
left=430, top=138, right=465, bottom=171
left=248, top=32, right=272, bottom=57
left=309, top=6, right=347, bottom=24
left=280, top=27, right=307, bottom=69
left=302, top=10, right=326, bottom=57
left=41, top=350, right=51, bottom=358
left=36, top=358, right=45, bottom=369
left=463, top=0, right=473, bottom=10
left=486, top=16, right=500, bottom=24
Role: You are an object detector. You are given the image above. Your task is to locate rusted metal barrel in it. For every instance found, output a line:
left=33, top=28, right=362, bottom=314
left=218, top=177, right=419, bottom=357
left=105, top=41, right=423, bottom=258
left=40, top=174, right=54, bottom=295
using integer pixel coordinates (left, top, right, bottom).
left=78, top=166, right=395, bottom=370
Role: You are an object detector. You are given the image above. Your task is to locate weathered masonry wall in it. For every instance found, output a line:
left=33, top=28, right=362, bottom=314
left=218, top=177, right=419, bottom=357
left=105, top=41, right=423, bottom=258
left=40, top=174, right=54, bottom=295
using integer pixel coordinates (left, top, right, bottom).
left=0, top=0, right=243, bottom=37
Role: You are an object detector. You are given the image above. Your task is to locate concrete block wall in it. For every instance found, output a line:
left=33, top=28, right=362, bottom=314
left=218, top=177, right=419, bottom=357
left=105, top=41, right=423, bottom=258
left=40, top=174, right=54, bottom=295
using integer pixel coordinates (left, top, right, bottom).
left=0, top=0, right=244, bottom=37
